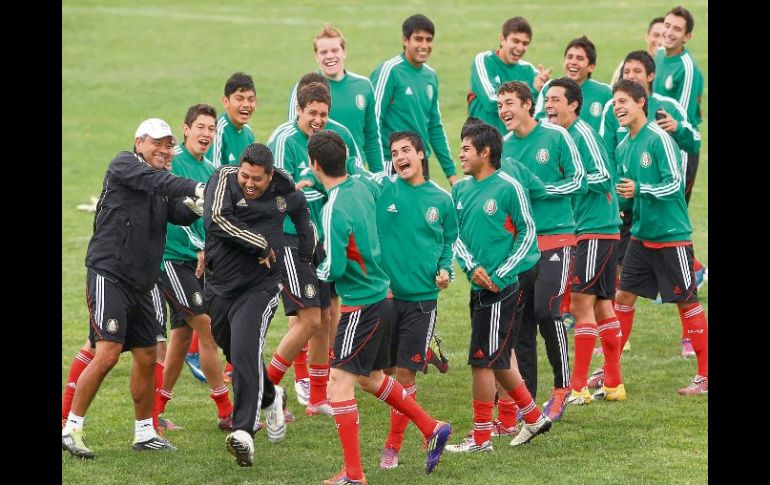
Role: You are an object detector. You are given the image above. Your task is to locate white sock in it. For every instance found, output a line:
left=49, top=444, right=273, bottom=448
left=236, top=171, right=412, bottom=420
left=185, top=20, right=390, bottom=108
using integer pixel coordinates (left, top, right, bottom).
left=134, top=418, right=156, bottom=443
left=62, top=412, right=85, bottom=435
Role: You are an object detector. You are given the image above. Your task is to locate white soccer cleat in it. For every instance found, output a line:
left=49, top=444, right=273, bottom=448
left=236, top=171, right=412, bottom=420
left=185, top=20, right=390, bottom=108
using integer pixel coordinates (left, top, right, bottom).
left=265, top=385, right=287, bottom=443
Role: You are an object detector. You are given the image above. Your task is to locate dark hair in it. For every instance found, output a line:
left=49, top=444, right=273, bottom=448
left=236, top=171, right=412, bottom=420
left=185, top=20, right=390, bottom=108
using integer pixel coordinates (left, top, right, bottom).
left=389, top=131, right=427, bottom=174
left=612, top=78, right=648, bottom=116
left=239, top=143, right=274, bottom=173
left=183, top=104, right=217, bottom=142
left=308, top=131, right=347, bottom=177
left=502, top=16, right=532, bottom=39
left=548, top=77, right=583, bottom=116
left=497, top=81, right=535, bottom=117
left=460, top=121, right=502, bottom=169
left=462, top=117, right=484, bottom=130
left=402, top=14, right=434, bottom=39
left=224, top=72, right=256, bottom=97
left=667, top=6, right=694, bottom=34
left=297, top=82, right=331, bottom=110
left=648, top=16, right=665, bottom=32
left=298, top=72, right=330, bottom=92
left=564, top=35, right=597, bottom=78
left=623, top=50, right=656, bottom=78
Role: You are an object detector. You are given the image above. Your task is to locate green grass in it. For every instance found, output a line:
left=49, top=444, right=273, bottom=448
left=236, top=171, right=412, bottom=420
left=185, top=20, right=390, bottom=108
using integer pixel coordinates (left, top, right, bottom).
left=63, top=1, right=707, bottom=483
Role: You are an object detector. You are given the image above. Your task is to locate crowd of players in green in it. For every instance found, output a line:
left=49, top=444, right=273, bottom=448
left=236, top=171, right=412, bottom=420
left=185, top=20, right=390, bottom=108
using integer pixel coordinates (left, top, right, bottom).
left=62, top=6, right=708, bottom=484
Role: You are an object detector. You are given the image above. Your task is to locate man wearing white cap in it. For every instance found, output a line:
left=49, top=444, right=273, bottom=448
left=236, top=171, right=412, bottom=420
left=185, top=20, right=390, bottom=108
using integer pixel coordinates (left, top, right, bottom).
left=62, top=118, right=206, bottom=459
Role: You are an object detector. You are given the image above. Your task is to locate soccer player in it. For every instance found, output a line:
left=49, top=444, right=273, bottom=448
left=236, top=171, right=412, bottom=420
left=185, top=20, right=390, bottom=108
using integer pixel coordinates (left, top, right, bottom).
left=498, top=81, right=585, bottom=422
left=154, top=104, right=234, bottom=430
left=445, top=121, right=550, bottom=453
left=207, top=72, right=257, bottom=168
left=372, top=131, right=458, bottom=469
left=542, top=77, right=626, bottom=403
left=204, top=143, right=312, bottom=466
left=468, top=16, right=551, bottom=134
left=534, top=36, right=611, bottom=131
left=371, top=14, right=458, bottom=185
left=311, top=130, right=451, bottom=484
left=287, top=24, right=384, bottom=172
left=62, top=118, right=205, bottom=458
left=611, top=79, right=708, bottom=396
left=610, top=17, right=665, bottom=85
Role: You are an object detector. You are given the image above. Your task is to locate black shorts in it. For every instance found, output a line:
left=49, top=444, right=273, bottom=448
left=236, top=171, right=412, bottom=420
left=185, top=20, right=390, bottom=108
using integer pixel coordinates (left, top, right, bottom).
left=388, top=299, right=437, bottom=371
left=331, top=299, right=392, bottom=376
left=617, top=209, right=633, bottom=265
left=86, top=270, right=160, bottom=351
left=572, top=238, right=619, bottom=299
left=159, top=260, right=205, bottom=329
left=619, top=239, right=699, bottom=303
left=468, top=284, right=518, bottom=369
left=280, top=244, right=327, bottom=315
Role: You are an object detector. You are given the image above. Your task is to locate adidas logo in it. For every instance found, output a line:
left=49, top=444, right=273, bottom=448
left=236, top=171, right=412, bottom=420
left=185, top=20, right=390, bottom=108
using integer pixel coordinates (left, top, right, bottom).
left=572, top=275, right=581, bottom=285
left=228, top=153, right=236, bottom=162
left=405, top=87, right=413, bottom=95
left=456, top=201, right=463, bottom=210
left=494, top=75, right=501, bottom=83
left=473, top=349, right=485, bottom=359
left=387, top=204, right=398, bottom=212
left=411, top=353, right=422, bottom=363
left=237, top=198, right=248, bottom=207
left=549, top=253, right=561, bottom=262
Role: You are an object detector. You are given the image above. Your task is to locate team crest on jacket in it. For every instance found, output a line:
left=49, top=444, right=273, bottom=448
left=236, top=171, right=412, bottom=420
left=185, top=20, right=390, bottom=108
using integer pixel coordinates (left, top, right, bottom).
left=106, top=319, right=119, bottom=334
left=665, top=75, right=673, bottom=90
left=356, top=94, right=365, bottom=110
left=536, top=148, right=550, bottom=164
left=483, top=199, right=497, bottom=215
left=276, top=196, right=287, bottom=212
left=304, top=284, right=317, bottom=298
left=590, top=102, right=602, bottom=117
left=640, top=152, right=652, bottom=168
left=192, top=292, right=203, bottom=306
left=426, top=84, right=434, bottom=101
left=425, top=207, right=439, bottom=224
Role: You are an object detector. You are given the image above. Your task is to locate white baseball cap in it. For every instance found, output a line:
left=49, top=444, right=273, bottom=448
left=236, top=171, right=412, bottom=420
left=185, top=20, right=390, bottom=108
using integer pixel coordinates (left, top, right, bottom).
left=134, top=118, right=176, bottom=143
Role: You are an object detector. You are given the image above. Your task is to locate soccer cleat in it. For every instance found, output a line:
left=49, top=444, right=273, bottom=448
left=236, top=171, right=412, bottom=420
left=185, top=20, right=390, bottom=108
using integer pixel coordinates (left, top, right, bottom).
left=306, top=400, right=334, bottom=416
left=681, top=338, right=696, bottom=358
left=586, top=368, right=605, bottom=390
left=562, top=312, right=575, bottom=330
left=265, top=385, right=286, bottom=443
left=62, top=428, right=95, bottom=459
left=678, top=375, right=708, bottom=395
left=323, top=468, right=368, bottom=485
left=218, top=414, right=233, bottom=431
left=490, top=419, right=519, bottom=437
left=695, top=266, right=708, bottom=290
left=445, top=436, right=493, bottom=453
left=294, top=377, right=310, bottom=406
left=542, top=387, right=570, bottom=422
left=423, top=333, right=449, bottom=374
left=593, top=383, right=627, bottom=401
left=425, top=421, right=452, bottom=475
left=158, top=415, right=183, bottom=431
left=379, top=446, right=399, bottom=469
left=132, top=435, right=177, bottom=451
left=566, top=387, right=594, bottom=405
left=510, top=416, right=552, bottom=446
left=184, top=352, right=206, bottom=383
left=225, top=430, right=254, bottom=467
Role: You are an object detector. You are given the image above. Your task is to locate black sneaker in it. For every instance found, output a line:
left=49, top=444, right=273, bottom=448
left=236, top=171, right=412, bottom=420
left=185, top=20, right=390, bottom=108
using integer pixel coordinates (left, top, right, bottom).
left=132, top=435, right=177, bottom=451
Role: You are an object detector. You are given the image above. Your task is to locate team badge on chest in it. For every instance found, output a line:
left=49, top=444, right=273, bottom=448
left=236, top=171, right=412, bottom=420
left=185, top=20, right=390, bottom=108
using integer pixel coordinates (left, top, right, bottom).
left=276, top=196, right=287, bottom=212
left=640, top=152, right=652, bottom=168
left=356, top=94, right=365, bottom=110
left=483, top=199, right=497, bottom=215
left=425, top=207, right=439, bottom=224
left=590, top=102, right=602, bottom=117
left=536, top=148, right=550, bottom=164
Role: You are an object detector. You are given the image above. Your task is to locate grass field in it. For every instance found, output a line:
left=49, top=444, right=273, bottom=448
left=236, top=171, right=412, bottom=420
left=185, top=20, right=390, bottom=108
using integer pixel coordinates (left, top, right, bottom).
left=62, top=1, right=708, bottom=483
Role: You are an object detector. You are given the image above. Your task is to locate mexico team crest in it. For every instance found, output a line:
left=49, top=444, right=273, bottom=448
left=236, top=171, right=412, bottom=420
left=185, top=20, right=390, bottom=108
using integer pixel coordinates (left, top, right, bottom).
left=665, top=75, right=673, bottom=90
left=355, top=94, right=365, bottom=110
left=106, top=318, right=119, bottom=334
left=304, top=284, right=317, bottom=298
left=426, top=84, right=434, bottom=100
left=590, top=102, right=601, bottom=117
left=640, top=152, right=652, bottom=168
left=425, top=207, right=439, bottom=224
left=536, top=148, right=550, bottom=164
left=483, top=199, right=497, bottom=215
left=276, top=196, right=287, bottom=212
left=192, top=292, right=203, bottom=306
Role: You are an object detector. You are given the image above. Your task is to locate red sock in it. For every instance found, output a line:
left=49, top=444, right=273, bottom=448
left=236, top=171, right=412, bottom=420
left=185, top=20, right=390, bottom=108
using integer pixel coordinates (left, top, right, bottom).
left=508, top=381, right=543, bottom=424
left=472, top=399, right=495, bottom=445
left=308, top=364, right=329, bottom=405
left=598, top=318, right=623, bottom=387
left=331, top=399, right=363, bottom=481
left=614, top=303, right=635, bottom=350
left=210, top=385, right=233, bottom=419
left=157, top=389, right=172, bottom=414
left=152, top=362, right=165, bottom=430
left=62, top=350, right=93, bottom=420
left=679, top=303, right=708, bottom=377
left=571, top=323, right=598, bottom=390
left=374, top=376, right=437, bottom=438
left=267, top=352, right=290, bottom=385
left=385, top=384, right=416, bottom=451
left=293, top=345, right=309, bottom=381
left=497, top=398, right=518, bottom=429
left=188, top=331, right=199, bottom=354
left=693, top=257, right=703, bottom=272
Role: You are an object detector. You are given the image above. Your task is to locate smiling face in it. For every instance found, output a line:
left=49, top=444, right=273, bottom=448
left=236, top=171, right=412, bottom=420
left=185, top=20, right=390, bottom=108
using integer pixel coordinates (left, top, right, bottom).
left=646, top=21, right=665, bottom=55
left=662, top=13, right=691, bottom=53
left=403, top=29, right=433, bottom=66
left=563, top=46, right=594, bottom=84
left=459, top=137, right=486, bottom=177
left=183, top=113, right=216, bottom=159
left=622, top=59, right=654, bottom=92
left=237, top=162, right=272, bottom=200
left=390, top=137, right=425, bottom=184
left=135, top=135, right=175, bottom=169
left=613, top=89, right=646, bottom=129
left=498, top=31, right=531, bottom=65
left=544, top=86, right=577, bottom=128
left=297, top=101, right=329, bottom=137
left=223, top=88, right=256, bottom=129
left=497, top=90, right=532, bottom=133
left=314, top=36, right=346, bottom=80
